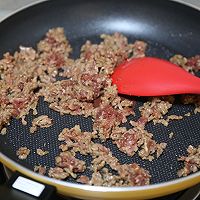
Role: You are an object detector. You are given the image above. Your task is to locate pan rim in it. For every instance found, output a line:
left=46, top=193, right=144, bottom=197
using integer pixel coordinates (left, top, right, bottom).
left=171, top=0, right=200, bottom=11
left=0, top=152, right=199, bottom=191
left=0, top=0, right=200, bottom=195
left=0, top=0, right=47, bottom=23
left=1, top=0, right=200, bottom=25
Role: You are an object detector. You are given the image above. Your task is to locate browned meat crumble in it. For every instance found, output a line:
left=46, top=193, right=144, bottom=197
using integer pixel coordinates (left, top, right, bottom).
left=0, top=27, right=199, bottom=186
left=170, top=54, right=200, bottom=74
left=180, top=95, right=200, bottom=114
left=36, top=149, right=49, bottom=156
left=55, top=125, right=150, bottom=186
left=34, top=165, right=46, bottom=175
left=48, top=167, right=69, bottom=180
left=111, top=125, right=167, bottom=161
left=16, top=147, right=30, bottom=160
left=178, top=145, right=200, bottom=177
left=30, top=115, right=53, bottom=133
left=169, top=132, right=174, bottom=139
left=0, top=127, right=7, bottom=135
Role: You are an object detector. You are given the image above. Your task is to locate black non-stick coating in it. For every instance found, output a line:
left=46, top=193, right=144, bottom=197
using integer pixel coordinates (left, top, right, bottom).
left=0, top=0, right=200, bottom=185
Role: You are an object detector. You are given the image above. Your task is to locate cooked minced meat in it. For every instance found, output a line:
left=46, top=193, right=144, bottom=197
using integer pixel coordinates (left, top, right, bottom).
left=111, top=126, right=167, bottom=161
left=153, top=115, right=183, bottom=127
left=184, top=112, right=191, bottom=117
left=180, top=95, right=200, bottom=114
left=81, top=163, right=150, bottom=186
left=48, top=167, right=69, bottom=179
left=34, top=165, right=46, bottom=175
left=170, top=55, right=190, bottom=73
left=16, top=147, right=30, bottom=160
left=0, top=50, right=39, bottom=130
left=1, top=27, right=200, bottom=186
left=30, top=115, right=53, bottom=133
left=169, top=132, right=174, bottom=139
left=0, top=127, right=7, bottom=135
left=58, top=125, right=97, bottom=154
left=170, top=54, right=200, bottom=74
left=55, top=125, right=150, bottom=186
left=55, top=151, right=86, bottom=178
left=36, top=149, right=49, bottom=156
left=0, top=28, right=72, bottom=132
left=178, top=145, right=200, bottom=177
left=138, top=97, right=173, bottom=126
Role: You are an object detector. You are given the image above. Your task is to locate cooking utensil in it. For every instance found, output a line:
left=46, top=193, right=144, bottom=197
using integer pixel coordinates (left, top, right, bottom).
left=112, top=57, right=200, bottom=96
left=0, top=0, right=200, bottom=200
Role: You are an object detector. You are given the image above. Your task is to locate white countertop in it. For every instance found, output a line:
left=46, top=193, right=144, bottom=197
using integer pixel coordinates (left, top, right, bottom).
left=0, top=0, right=200, bottom=21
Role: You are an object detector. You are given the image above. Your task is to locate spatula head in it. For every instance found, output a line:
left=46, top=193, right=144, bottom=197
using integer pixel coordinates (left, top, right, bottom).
left=112, top=57, right=200, bottom=96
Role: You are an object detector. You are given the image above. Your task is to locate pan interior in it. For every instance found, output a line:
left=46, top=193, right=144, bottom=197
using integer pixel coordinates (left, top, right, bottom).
left=0, top=0, right=200, bottom=185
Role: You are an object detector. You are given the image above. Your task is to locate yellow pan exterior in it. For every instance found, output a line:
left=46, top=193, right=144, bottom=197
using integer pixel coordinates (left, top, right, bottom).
left=1, top=153, right=200, bottom=200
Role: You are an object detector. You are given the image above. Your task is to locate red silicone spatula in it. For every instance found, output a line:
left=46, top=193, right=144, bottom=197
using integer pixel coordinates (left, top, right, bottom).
left=112, top=57, right=200, bottom=96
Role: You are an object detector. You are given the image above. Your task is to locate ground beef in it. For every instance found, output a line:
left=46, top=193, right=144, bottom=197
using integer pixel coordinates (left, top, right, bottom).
left=170, top=54, right=200, bottom=74
left=55, top=151, right=86, bottom=178
left=37, top=27, right=72, bottom=81
left=58, top=125, right=97, bottom=154
left=154, top=115, right=183, bottom=127
left=48, top=167, right=69, bottom=179
left=77, top=175, right=90, bottom=184
left=30, top=115, right=53, bottom=133
left=131, top=40, right=147, bottom=58
left=111, top=126, right=167, bottom=161
left=0, top=27, right=199, bottom=186
left=93, top=104, right=124, bottom=140
left=34, top=165, right=46, bottom=175
left=36, top=149, right=49, bottom=156
left=170, top=55, right=189, bottom=72
left=82, top=164, right=150, bottom=187
left=16, top=147, right=30, bottom=160
left=56, top=126, right=150, bottom=186
left=40, top=80, right=95, bottom=117
left=180, top=95, right=200, bottom=114
left=178, top=145, right=200, bottom=177
left=112, top=127, right=141, bottom=156
left=0, top=127, right=7, bottom=135
left=186, top=55, right=200, bottom=73
left=169, top=132, right=174, bottom=139
left=139, top=97, right=173, bottom=126
left=87, top=155, right=150, bottom=186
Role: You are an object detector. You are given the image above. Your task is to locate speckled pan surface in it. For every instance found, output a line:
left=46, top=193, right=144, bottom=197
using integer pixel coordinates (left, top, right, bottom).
left=0, top=0, right=199, bottom=199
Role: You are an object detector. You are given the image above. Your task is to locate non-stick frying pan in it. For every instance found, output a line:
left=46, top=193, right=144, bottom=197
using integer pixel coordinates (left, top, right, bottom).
left=0, top=0, right=200, bottom=199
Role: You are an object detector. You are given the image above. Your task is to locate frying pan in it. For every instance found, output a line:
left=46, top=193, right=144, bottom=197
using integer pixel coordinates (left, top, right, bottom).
left=0, top=0, right=200, bottom=199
